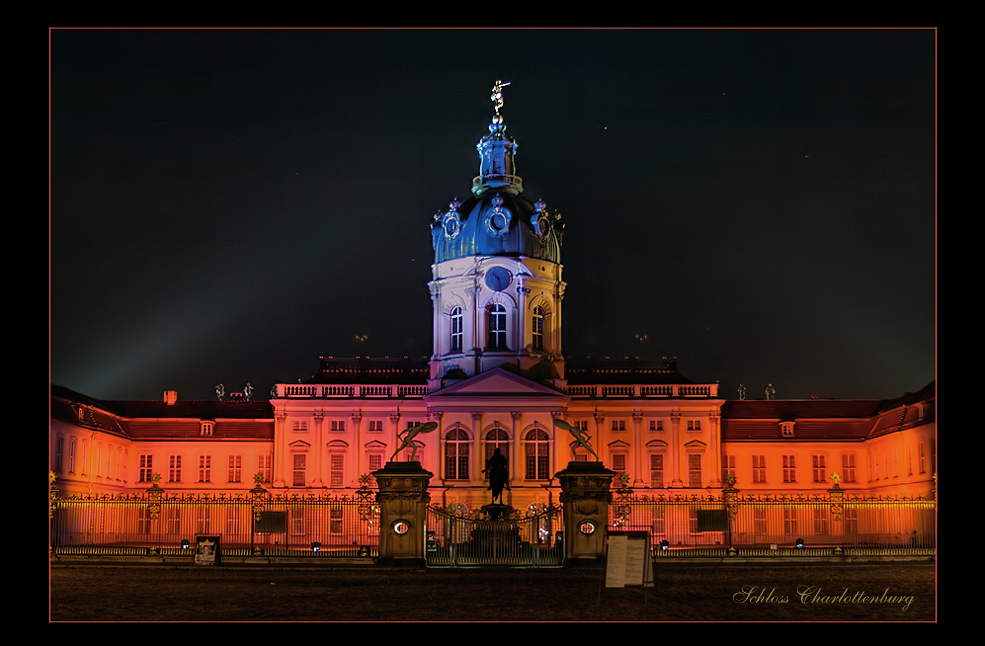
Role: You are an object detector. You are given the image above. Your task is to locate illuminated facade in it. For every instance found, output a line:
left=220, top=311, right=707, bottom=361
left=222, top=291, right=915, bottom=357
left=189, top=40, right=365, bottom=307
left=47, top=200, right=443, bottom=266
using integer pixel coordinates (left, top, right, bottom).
left=49, top=86, right=936, bottom=510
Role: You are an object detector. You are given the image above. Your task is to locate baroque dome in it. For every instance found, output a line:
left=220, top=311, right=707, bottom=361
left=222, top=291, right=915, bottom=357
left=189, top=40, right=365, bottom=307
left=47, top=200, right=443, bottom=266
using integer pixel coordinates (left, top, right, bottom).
left=431, top=86, right=563, bottom=265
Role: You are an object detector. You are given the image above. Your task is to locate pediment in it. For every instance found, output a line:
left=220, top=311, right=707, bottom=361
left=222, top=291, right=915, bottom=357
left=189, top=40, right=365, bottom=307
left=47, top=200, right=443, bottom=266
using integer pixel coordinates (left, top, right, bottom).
left=428, top=367, right=565, bottom=398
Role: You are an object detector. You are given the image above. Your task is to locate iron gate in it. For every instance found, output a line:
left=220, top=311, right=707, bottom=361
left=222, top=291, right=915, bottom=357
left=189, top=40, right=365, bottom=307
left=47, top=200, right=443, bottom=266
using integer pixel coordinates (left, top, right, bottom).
left=425, top=504, right=563, bottom=567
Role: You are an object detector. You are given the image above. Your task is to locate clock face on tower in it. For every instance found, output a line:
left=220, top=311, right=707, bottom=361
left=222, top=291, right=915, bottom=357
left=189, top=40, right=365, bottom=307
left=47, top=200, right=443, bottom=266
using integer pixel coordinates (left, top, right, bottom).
left=484, top=266, right=513, bottom=292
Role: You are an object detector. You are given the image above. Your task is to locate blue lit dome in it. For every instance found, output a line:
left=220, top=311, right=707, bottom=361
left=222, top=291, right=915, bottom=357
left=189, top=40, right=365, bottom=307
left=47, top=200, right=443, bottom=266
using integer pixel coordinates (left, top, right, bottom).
left=431, top=109, right=563, bottom=264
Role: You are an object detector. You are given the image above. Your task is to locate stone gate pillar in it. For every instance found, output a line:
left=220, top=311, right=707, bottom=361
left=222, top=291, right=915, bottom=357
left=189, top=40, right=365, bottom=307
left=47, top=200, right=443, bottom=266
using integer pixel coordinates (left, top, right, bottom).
left=373, top=461, right=433, bottom=565
left=556, top=461, right=617, bottom=562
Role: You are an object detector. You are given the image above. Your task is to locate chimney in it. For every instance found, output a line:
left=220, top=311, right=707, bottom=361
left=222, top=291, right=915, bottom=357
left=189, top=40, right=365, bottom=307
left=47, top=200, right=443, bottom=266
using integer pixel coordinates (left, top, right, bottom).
left=164, top=391, right=178, bottom=405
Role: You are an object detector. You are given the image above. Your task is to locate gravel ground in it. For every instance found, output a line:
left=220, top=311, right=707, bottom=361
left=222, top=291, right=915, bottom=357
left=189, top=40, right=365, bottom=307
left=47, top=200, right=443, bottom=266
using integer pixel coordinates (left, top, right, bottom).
left=50, top=561, right=936, bottom=622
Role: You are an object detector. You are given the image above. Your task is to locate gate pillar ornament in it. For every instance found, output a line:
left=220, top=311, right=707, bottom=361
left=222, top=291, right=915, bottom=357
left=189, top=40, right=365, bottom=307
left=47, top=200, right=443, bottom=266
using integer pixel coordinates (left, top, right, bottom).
left=555, top=461, right=617, bottom=562
left=373, top=461, right=434, bottom=565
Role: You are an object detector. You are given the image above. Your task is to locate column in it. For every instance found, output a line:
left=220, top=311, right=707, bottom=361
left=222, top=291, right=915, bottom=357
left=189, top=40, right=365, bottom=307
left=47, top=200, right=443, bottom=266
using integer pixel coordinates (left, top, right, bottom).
left=670, top=410, right=682, bottom=488
left=312, top=410, right=324, bottom=488
left=632, top=409, right=644, bottom=488
left=273, top=411, right=287, bottom=488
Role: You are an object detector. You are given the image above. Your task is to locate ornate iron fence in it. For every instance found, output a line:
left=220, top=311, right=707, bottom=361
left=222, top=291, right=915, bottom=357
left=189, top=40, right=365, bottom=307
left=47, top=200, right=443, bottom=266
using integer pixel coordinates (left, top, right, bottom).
left=425, top=502, right=564, bottom=567
left=50, top=480, right=381, bottom=558
left=609, top=483, right=936, bottom=557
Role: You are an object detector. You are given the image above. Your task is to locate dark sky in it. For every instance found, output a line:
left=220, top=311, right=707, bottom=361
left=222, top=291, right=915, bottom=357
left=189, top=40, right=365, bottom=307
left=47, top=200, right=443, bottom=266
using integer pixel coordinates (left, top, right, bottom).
left=50, top=28, right=936, bottom=402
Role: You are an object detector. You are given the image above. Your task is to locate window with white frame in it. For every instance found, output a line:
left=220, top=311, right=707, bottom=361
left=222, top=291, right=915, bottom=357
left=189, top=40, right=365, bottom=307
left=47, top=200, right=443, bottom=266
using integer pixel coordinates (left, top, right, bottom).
left=139, top=454, right=153, bottom=483
left=291, top=507, right=304, bottom=536
left=165, top=506, right=180, bottom=536
left=138, top=506, right=152, bottom=535
left=753, top=455, right=766, bottom=483
left=813, top=507, right=828, bottom=536
left=293, top=420, right=308, bottom=432
left=55, top=436, right=64, bottom=472
left=200, top=421, right=214, bottom=436
left=812, top=454, right=826, bottom=483
left=842, top=454, right=856, bottom=483
left=293, top=454, right=307, bottom=487
left=649, top=420, right=663, bottom=431
left=724, top=455, right=736, bottom=482
left=330, top=507, right=344, bottom=534
left=531, top=306, right=545, bottom=350
left=197, top=506, right=211, bottom=534
left=368, top=453, right=383, bottom=473
left=69, top=438, right=77, bottom=473
left=612, top=454, right=627, bottom=482
left=485, top=428, right=509, bottom=479
left=228, top=455, right=242, bottom=483
left=368, top=420, right=384, bottom=433
left=687, top=454, right=702, bottom=487
left=226, top=507, right=241, bottom=538
left=782, top=455, right=796, bottom=483
left=331, top=420, right=346, bottom=432
left=754, top=507, right=767, bottom=537
left=168, top=455, right=182, bottom=483
left=687, top=420, right=702, bottom=431
left=488, top=303, right=507, bottom=350
left=783, top=507, right=798, bottom=535
left=450, top=306, right=463, bottom=352
left=445, top=428, right=470, bottom=480
left=198, top=455, right=212, bottom=483
left=651, top=507, right=665, bottom=536
left=525, top=428, right=550, bottom=480
left=611, top=420, right=626, bottom=432
left=330, top=453, right=345, bottom=488
left=258, top=454, right=272, bottom=483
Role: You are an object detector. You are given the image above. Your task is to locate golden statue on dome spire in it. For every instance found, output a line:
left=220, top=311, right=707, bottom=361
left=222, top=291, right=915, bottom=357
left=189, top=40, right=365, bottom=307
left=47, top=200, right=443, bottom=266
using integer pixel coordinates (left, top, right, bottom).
left=491, top=80, right=511, bottom=116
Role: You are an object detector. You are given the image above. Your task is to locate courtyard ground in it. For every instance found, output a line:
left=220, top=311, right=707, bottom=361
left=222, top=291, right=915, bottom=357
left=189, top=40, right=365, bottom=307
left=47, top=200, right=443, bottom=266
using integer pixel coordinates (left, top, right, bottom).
left=49, top=560, right=936, bottom=622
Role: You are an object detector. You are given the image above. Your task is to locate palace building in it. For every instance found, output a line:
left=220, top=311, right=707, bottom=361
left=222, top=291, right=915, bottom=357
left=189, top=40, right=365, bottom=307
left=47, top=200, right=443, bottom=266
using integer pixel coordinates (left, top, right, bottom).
left=49, top=84, right=936, bottom=511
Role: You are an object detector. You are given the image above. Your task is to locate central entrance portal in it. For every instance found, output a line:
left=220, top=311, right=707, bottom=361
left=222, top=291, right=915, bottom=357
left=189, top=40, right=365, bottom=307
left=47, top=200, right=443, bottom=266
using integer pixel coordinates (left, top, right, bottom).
left=425, top=504, right=563, bottom=567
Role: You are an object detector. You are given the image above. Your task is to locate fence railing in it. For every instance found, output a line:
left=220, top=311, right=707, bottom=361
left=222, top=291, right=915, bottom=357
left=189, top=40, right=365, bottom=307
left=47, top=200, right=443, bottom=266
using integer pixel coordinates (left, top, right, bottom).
left=425, top=503, right=564, bottom=566
left=609, top=489, right=936, bottom=557
left=50, top=486, right=381, bottom=558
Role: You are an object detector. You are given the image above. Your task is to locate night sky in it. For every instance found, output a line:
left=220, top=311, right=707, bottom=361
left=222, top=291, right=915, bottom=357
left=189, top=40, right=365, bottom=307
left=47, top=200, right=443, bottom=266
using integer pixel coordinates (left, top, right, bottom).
left=50, top=28, right=936, bottom=403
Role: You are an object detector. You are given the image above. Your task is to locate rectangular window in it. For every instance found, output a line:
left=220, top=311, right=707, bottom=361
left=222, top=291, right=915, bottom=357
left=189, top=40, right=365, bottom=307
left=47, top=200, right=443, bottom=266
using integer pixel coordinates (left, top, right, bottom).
left=69, top=438, right=77, bottom=474
left=55, top=437, right=64, bottom=471
left=649, top=420, right=663, bottom=431
left=842, top=454, right=856, bottom=483
left=451, top=309, right=464, bottom=352
left=197, top=507, right=211, bottom=534
left=331, top=420, right=346, bottom=432
left=165, top=506, right=180, bottom=536
left=228, top=455, right=242, bottom=483
left=293, top=420, right=308, bottom=432
left=330, top=454, right=345, bottom=488
left=168, top=455, right=182, bottom=483
left=489, top=304, right=507, bottom=350
left=813, top=507, right=828, bottom=536
left=293, top=454, right=307, bottom=487
left=651, top=507, right=665, bottom=536
left=688, top=454, right=702, bottom=487
left=258, top=454, right=272, bottom=483
left=782, top=455, right=796, bottom=483
left=753, top=455, right=766, bottom=483
left=783, top=508, right=798, bottom=535
left=687, top=420, right=702, bottom=431
left=754, top=507, right=767, bottom=537
left=611, top=420, right=626, bottom=432
left=918, top=442, right=925, bottom=474
left=291, top=508, right=304, bottom=536
left=812, top=455, right=826, bottom=483
left=139, top=455, right=153, bottom=482
left=198, top=455, right=212, bottom=483
left=725, top=455, right=736, bottom=481
left=369, top=453, right=383, bottom=472
left=226, top=507, right=241, bottom=538
left=612, top=454, right=626, bottom=477
left=330, top=507, right=344, bottom=534
left=138, top=506, right=152, bottom=534
left=368, top=420, right=383, bottom=432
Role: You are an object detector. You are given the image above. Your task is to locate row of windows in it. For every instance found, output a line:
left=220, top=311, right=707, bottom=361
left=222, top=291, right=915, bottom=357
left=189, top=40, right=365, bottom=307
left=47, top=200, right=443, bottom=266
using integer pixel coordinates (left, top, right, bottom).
left=138, top=455, right=273, bottom=485
left=725, top=454, right=857, bottom=485
left=447, top=305, right=547, bottom=353
left=291, top=420, right=419, bottom=432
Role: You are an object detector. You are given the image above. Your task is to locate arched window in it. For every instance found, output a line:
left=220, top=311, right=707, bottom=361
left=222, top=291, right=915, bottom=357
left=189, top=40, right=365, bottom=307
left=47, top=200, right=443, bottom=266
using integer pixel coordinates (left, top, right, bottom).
left=445, top=428, right=470, bottom=480
left=525, top=428, right=550, bottom=480
left=450, top=307, right=463, bottom=352
left=485, top=428, right=510, bottom=479
left=488, top=303, right=507, bottom=350
left=532, top=306, right=545, bottom=350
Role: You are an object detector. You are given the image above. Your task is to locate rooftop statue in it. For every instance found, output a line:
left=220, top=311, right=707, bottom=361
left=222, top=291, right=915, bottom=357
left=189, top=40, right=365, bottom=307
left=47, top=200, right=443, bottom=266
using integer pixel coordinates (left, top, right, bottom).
left=389, top=421, right=438, bottom=462
left=553, top=418, right=600, bottom=461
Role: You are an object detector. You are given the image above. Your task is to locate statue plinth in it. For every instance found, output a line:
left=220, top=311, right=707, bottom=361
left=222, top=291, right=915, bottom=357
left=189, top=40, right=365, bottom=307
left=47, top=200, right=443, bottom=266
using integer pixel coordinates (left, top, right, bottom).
left=555, top=461, right=617, bottom=562
left=373, top=461, right=434, bottom=566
